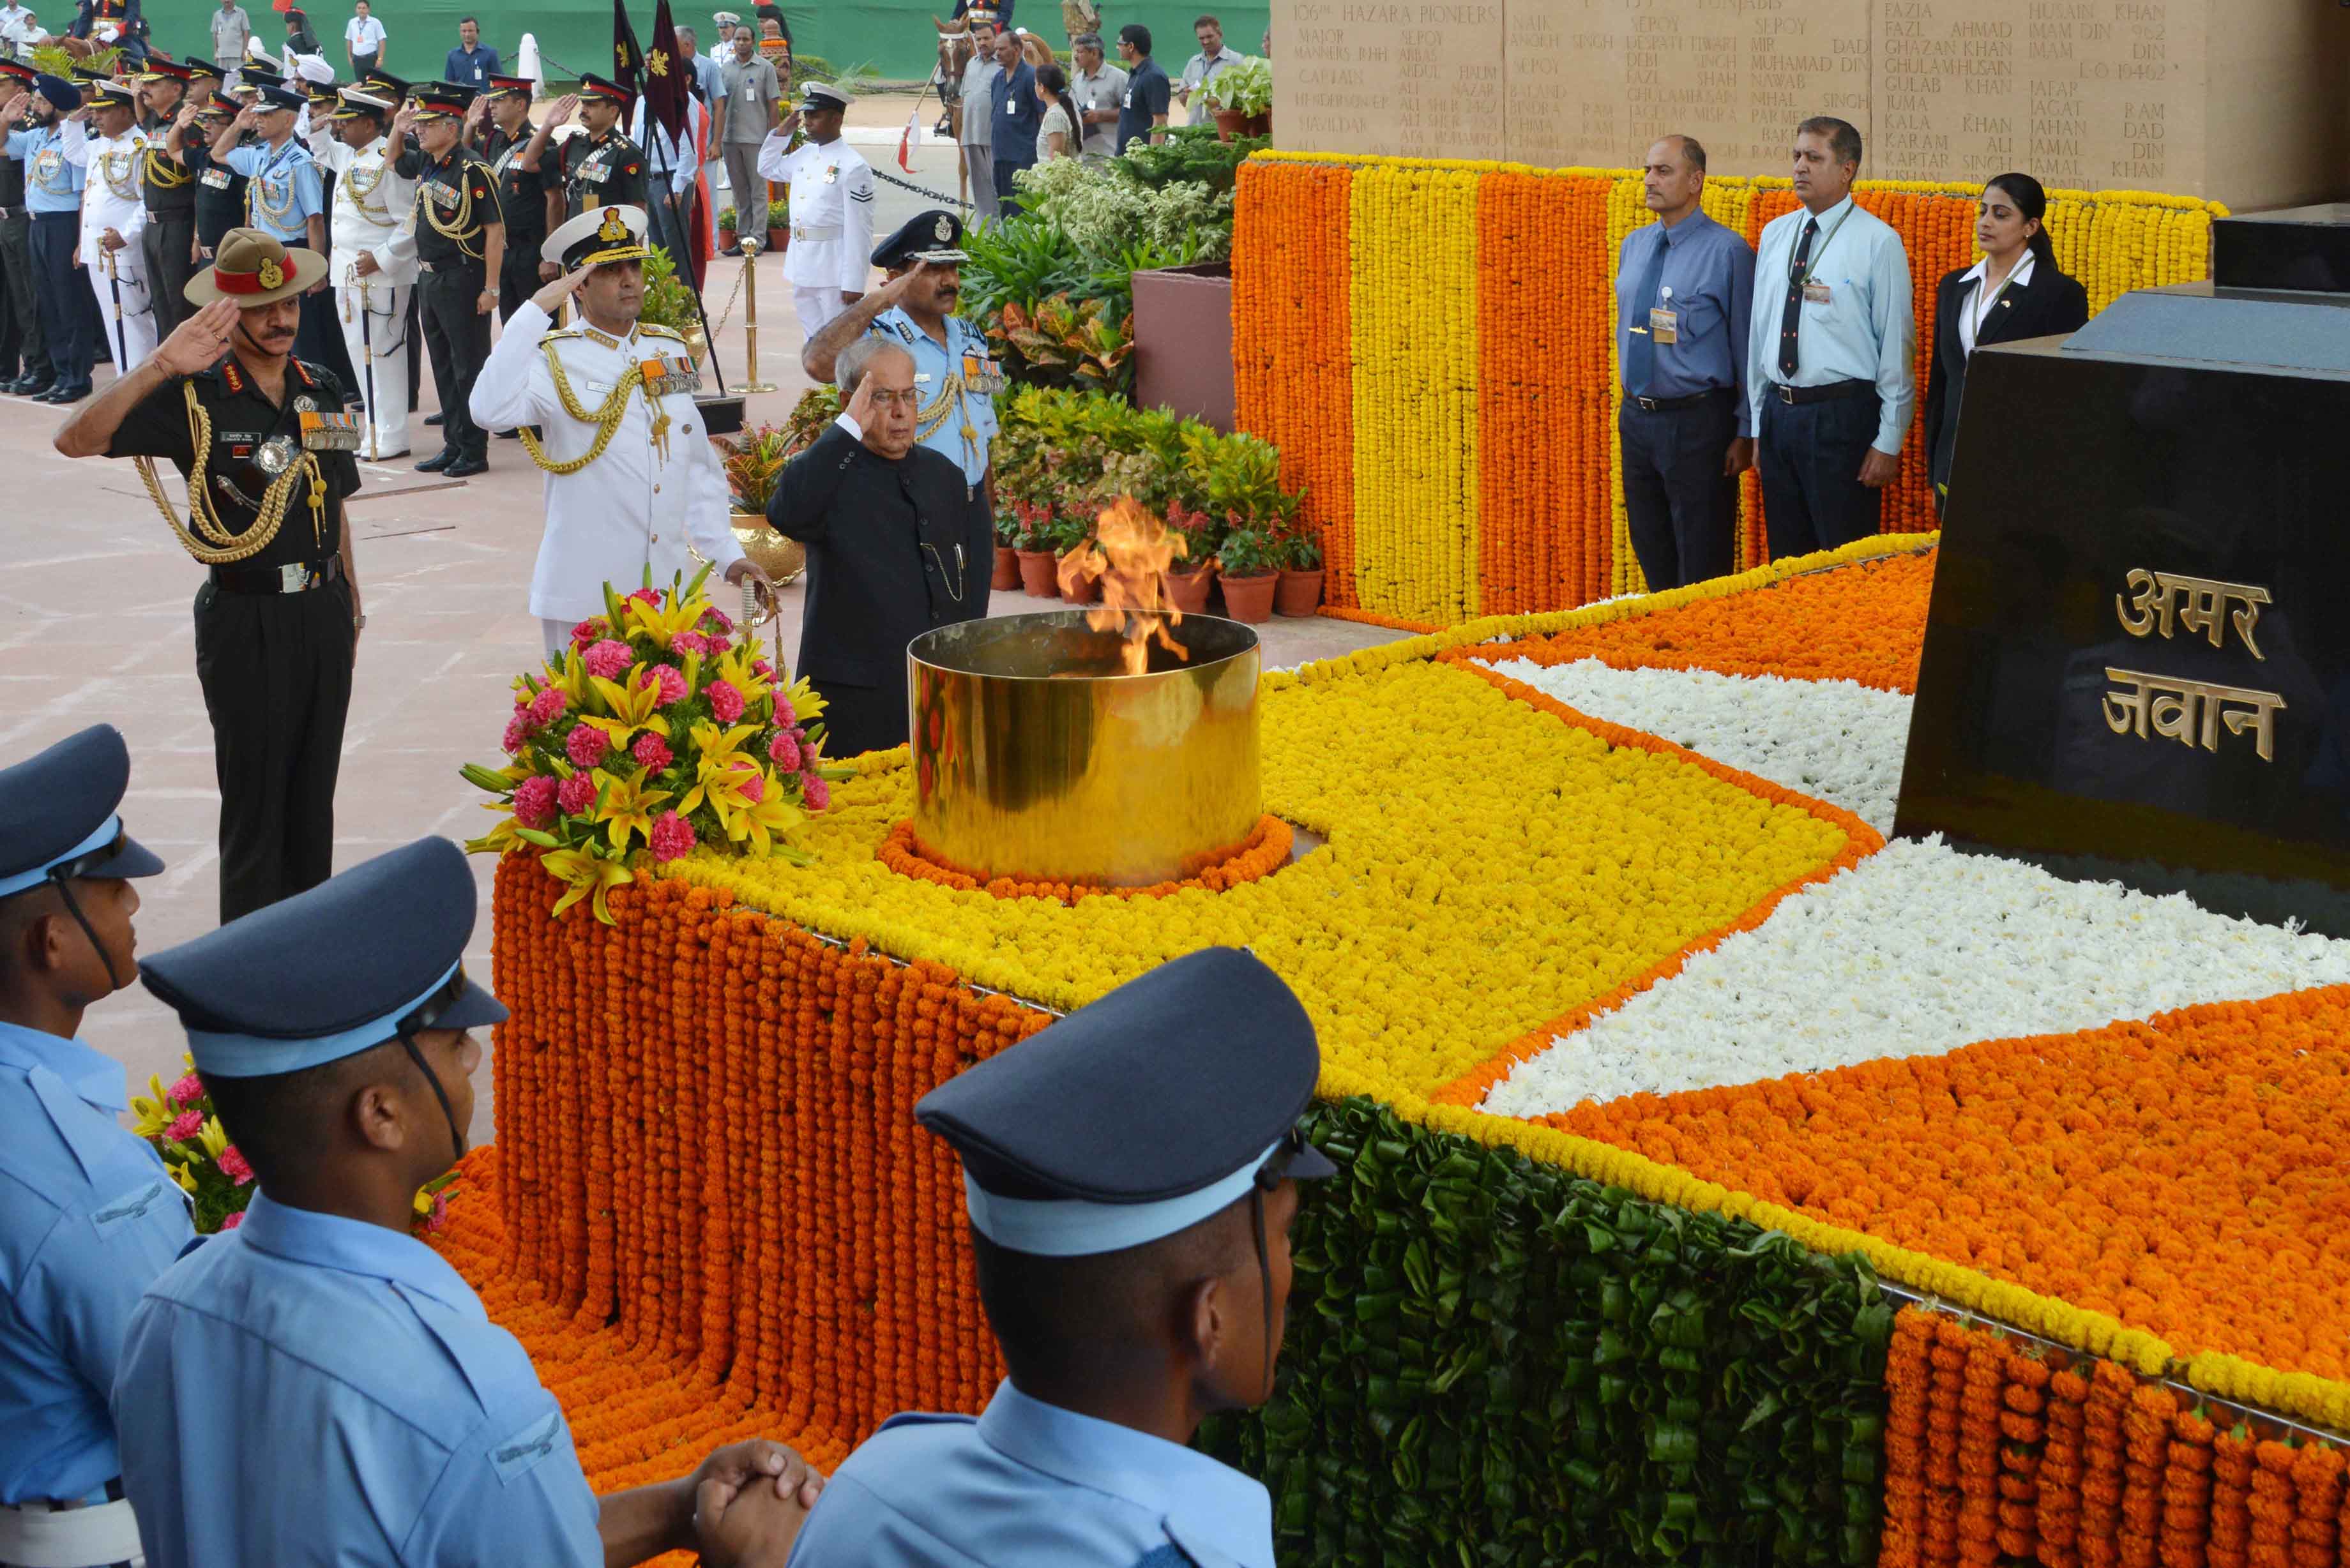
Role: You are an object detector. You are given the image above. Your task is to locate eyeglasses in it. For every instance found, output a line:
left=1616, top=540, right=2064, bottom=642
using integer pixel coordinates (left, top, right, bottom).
left=865, top=388, right=923, bottom=411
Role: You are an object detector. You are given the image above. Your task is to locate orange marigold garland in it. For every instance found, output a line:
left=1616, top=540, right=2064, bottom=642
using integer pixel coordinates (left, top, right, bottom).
left=876, top=815, right=1294, bottom=904
left=1883, top=1309, right=1933, bottom=1568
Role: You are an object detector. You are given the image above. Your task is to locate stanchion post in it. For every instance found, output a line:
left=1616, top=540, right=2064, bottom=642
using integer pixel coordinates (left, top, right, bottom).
left=736, top=234, right=777, bottom=393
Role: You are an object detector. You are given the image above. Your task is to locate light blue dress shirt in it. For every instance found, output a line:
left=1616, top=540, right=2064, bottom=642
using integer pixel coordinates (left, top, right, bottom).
left=224, top=138, right=323, bottom=242
left=1745, top=195, right=1918, bottom=455
left=6, top=124, right=87, bottom=215
left=112, top=1191, right=603, bottom=1568
left=1614, top=208, right=1757, bottom=435
left=630, top=101, right=704, bottom=195
left=785, top=1380, right=1274, bottom=1568
left=0, top=1018, right=192, bottom=1505
left=869, top=305, right=999, bottom=488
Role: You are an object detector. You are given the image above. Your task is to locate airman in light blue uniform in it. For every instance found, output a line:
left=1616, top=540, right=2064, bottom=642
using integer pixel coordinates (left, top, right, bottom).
left=863, top=209, right=1002, bottom=493
left=0, top=724, right=186, bottom=1568
left=785, top=947, right=1337, bottom=1568
left=114, top=836, right=824, bottom=1568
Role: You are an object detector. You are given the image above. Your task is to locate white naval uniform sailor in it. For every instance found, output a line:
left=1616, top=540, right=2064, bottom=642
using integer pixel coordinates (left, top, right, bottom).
left=73, top=120, right=158, bottom=373
left=757, top=123, right=874, bottom=340
left=307, top=96, right=418, bottom=458
left=467, top=207, right=746, bottom=658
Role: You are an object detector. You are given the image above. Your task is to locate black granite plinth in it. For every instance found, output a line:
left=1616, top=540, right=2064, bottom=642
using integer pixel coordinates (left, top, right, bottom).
left=1895, top=283, right=2350, bottom=935
left=2214, top=203, right=2350, bottom=296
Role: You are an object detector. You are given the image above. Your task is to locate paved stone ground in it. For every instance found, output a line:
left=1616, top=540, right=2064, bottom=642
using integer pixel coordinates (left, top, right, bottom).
left=0, top=104, right=1403, bottom=1136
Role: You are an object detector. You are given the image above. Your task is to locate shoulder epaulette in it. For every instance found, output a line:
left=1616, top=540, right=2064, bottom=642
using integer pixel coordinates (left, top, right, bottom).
left=540, top=327, right=583, bottom=342
left=639, top=323, right=686, bottom=343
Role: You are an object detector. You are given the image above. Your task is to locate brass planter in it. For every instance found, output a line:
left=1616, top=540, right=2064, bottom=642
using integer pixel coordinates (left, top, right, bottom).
left=730, top=511, right=805, bottom=587
left=907, top=611, right=1261, bottom=887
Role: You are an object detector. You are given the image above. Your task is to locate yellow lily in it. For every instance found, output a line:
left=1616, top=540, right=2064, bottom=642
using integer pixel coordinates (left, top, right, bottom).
left=542, top=846, right=635, bottom=923
left=197, top=1117, right=231, bottom=1159
left=167, top=1161, right=197, bottom=1195
left=412, top=1186, right=436, bottom=1217
left=464, top=804, right=528, bottom=857
left=581, top=667, right=673, bottom=749
left=130, top=1074, right=172, bottom=1138
left=623, top=590, right=706, bottom=651
left=591, top=764, right=674, bottom=852
left=780, top=678, right=826, bottom=726
left=711, top=641, right=773, bottom=706
left=536, top=645, right=593, bottom=707
left=695, top=759, right=764, bottom=840
left=733, top=766, right=807, bottom=856
left=678, top=721, right=762, bottom=818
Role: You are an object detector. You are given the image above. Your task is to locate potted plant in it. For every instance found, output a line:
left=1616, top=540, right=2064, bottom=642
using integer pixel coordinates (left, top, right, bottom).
left=1275, top=531, right=1324, bottom=616
left=717, top=206, right=738, bottom=250
left=638, top=247, right=706, bottom=365
left=991, top=513, right=1022, bottom=590
left=1215, top=524, right=1280, bottom=622
left=1052, top=511, right=1103, bottom=605
left=1012, top=503, right=1059, bottom=598
left=768, top=184, right=789, bottom=255
left=1199, top=57, right=1271, bottom=141
left=713, top=423, right=806, bottom=586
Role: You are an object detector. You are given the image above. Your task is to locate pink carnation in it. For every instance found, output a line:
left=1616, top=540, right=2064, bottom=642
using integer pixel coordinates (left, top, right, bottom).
left=422, top=1192, right=450, bottom=1233
left=166, top=1108, right=203, bottom=1142
left=737, top=769, right=764, bottom=803
left=670, top=631, right=709, bottom=659
left=708, top=679, right=745, bottom=723
left=751, top=658, right=773, bottom=679
left=570, top=618, right=605, bottom=649
left=514, top=774, right=559, bottom=829
left=651, top=664, right=689, bottom=706
left=648, top=810, right=697, bottom=863
left=220, top=1210, right=243, bottom=1231
left=219, top=1146, right=254, bottom=1186
left=557, top=774, right=597, bottom=817
left=702, top=607, right=734, bottom=634
left=803, top=775, right=830, bottom=811
left=501, top=715, right=529, bottom=755
left=565, top=725, right=608, bottom=768
left=582, top=639, right=634, bottom=681
left=632, top=733, right=674, bottom=771
left=168, top=1071, right=206, bottom=1108
left=628, top=587, right=663, bottom=607
left=768, top=731, right=800, bottom=771
left=528, top=687, right=567, bottom=727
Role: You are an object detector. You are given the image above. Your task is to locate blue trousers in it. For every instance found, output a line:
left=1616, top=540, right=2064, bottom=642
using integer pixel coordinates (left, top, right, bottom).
left=29, top=212, right=88, bottom=391
left=1756, top=390, right=1884, bottom=559
left=1619, top=391, right=1740, bottom=590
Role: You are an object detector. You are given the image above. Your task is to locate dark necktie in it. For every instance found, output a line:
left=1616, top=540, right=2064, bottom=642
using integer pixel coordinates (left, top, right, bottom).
left=1623, top=230, right=1670, bottom=400
left=1778, top=216, right=1818, bottom=381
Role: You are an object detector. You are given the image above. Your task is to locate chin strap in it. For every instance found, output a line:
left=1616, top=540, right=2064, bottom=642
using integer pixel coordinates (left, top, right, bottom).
left=1248, top=1187, right=1275, bottom=1403
left=47, top=878, right=125, bottom=991
left=395, top=1027, right=466, bottom=1165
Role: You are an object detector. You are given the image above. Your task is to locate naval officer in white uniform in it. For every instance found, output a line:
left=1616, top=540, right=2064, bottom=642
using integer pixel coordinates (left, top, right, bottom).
left=755, top=81, right=872, bottom=340
left=467, top=204, right=772, bottom=660
left=76, top=79, right=158, bottom=372
left=306, top=82, right=416, bottom=458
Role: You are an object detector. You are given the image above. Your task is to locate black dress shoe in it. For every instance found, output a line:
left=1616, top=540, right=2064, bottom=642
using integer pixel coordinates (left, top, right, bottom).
left=34, top=384, right=85, bottom=403
left=444, top=454, right=489, bottom=478
left=496, top=427, right=519, bottom=439
left=720, top=246, right=745, bottom=258
left=10, top=378, right=51, bottom=397
left=414, top=449, right=457, bottom=472
left=424, top=412, right=444, bottom=426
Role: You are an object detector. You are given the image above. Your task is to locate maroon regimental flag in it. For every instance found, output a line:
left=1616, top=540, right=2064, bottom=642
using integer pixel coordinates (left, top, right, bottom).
left=642, top=0, right=690, bottom=145
left=609, top=0, right=644, bottom=102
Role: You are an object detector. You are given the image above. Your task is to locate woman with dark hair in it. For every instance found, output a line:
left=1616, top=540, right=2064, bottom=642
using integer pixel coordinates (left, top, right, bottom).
left=1033, top=61, right=1073, bottom=160
left=1922, top=171, right=2090, bottom=513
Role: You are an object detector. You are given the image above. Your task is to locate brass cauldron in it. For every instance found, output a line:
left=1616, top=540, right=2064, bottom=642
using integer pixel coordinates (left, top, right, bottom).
left=907, top=612, right=1261, bottom=887
left=729, top=513, right=805, bottom=587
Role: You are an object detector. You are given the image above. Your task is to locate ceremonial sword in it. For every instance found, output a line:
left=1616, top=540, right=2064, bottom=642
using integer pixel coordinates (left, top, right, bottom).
left=102, top=245, right=129, bottom=371
left=353, top=267, right=379, bottom=460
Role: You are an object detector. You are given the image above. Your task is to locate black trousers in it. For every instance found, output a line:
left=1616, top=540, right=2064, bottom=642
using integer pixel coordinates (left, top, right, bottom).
left=498, top=239, right=544, bottom=319
left=192, top=577, right=354, bottom=921
left=810, top=679, right=905, bottom=758
left=28, top=213, right=87, bottom=390
left=294, top=283, right=356, bottom=390
left=0, top=208, right=47, bottom=381
left=140, top=211, right=197, bottom=339
left=1619, top=391, right=1740, bottom=591
left=1756, top=389, right=1884, bottom=560
left=992, top=156, right=1032, bottom=217
left=418, top=264, right=491, bottom=460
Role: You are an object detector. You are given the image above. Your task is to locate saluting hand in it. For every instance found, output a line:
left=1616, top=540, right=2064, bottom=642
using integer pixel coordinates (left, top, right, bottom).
left=528, top=262, right=592, bottom=315
left=842, top=364, right=879, bottom=431
left=154, top=299, right=239, bottom=376
left=0, top=91, right=29, bottom=124
left=543, top=91, right=576, bottom=128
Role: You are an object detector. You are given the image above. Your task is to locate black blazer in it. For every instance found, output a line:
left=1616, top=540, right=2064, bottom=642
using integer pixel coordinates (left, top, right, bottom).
left=1922, top=260, right=2091, bottom=502
left=768, top=422, right=991, bottom=690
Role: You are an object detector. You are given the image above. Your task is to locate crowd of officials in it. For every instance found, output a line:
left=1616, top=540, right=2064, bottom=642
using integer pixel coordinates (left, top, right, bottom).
left=1616, top=116, right=2089, bottom=591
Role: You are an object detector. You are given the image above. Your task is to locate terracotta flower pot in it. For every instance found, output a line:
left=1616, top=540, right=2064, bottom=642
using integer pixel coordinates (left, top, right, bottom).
left=1219, top=570, right=1278, bottom=623
left=767, top=226, right=790, bottom=254
left=1014, top=548, right=1059, bottom=598
left=1165, top=564, right=1215, bottom=614
left=991, top=544, right=1021, bottom=591
left=1210, top=107, right=1250, bottom=142
left=1275, top=567, right=1324, bottom=617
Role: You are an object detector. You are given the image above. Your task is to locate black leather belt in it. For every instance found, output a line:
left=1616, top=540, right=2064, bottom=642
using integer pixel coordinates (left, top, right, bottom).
left=1630, top=387, right=1734, bottom=413
left=210, top=555, right=344, bottom=595
left=1771, top=379, right=1876, bottom=405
